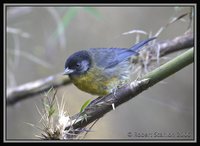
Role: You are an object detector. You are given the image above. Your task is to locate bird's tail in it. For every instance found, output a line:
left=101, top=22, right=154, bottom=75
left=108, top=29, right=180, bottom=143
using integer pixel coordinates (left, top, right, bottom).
left=129, top=37, right=156, bottom=52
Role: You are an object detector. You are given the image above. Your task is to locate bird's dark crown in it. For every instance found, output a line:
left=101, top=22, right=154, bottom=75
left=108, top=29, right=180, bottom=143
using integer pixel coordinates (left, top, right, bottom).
left=65, top=50, right=92, bottom=75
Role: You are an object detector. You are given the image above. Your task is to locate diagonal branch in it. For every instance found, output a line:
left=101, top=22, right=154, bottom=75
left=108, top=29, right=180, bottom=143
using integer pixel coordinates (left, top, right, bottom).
left=65, top=48, right=193, bottom=133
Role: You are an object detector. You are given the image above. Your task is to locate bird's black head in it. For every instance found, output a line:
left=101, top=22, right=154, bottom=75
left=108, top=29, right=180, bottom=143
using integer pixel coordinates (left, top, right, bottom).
left=64, top=50, right=92, bottom=76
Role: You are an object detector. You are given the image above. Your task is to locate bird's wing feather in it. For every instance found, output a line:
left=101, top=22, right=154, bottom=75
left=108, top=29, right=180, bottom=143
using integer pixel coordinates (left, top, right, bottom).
left=129, top=37, right=156, bottom=52
left=88, top=37, right=156, bottom=69
left=88, top=48, right=134, bottom=69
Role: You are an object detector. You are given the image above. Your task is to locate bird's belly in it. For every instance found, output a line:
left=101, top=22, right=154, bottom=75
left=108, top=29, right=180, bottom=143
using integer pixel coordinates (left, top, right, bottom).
left=70, top=70, right=121, bottom=96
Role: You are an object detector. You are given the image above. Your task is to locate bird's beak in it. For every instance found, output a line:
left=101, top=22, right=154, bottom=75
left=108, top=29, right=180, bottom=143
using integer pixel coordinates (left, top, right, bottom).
left=63, top=68, right=74, bottom=75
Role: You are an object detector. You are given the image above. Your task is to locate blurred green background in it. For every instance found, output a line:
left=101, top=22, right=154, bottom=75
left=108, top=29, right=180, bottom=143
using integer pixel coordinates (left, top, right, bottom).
left=6, top=6, right=194, bottom=140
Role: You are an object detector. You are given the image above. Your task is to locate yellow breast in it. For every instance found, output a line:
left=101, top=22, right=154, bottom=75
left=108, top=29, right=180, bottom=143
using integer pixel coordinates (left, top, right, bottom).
left=70, top=67, right=119, bottom=96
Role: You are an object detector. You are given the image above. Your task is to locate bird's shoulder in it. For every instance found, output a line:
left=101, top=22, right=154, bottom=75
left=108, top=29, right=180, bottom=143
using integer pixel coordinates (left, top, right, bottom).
left=87, top=48, right=128, bottom=68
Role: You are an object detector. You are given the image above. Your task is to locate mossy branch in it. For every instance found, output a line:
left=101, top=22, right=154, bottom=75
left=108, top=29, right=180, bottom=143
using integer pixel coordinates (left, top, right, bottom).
left=143, top=47, right=194, bottom=86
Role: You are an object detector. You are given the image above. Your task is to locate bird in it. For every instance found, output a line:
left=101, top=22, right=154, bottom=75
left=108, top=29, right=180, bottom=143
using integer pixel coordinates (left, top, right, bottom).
left=64, top=37, right=156, bottom=96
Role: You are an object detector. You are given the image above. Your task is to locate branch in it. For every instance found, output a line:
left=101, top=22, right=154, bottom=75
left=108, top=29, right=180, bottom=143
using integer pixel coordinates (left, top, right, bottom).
left=65, top=48, right=193, bottom=133
left=159, top=32, right=193, bottom=57
left=7, top=74, right=71, bottom=105
left=6, top=33, right=194, bottom=106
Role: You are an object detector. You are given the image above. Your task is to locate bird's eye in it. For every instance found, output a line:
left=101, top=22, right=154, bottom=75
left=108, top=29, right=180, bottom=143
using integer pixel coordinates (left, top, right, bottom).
left=76, top=63, right=81, bottom=67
